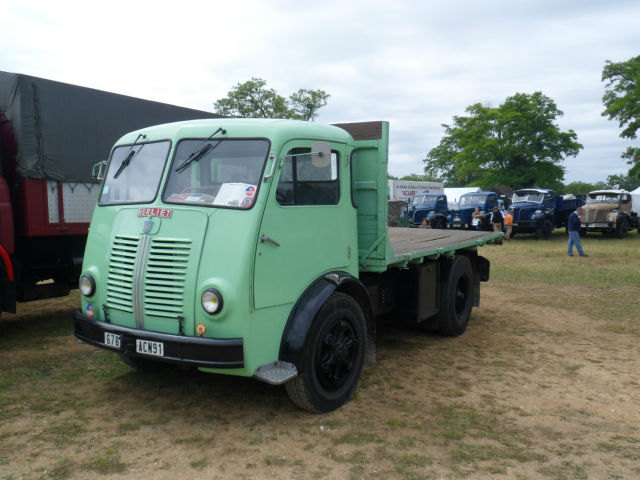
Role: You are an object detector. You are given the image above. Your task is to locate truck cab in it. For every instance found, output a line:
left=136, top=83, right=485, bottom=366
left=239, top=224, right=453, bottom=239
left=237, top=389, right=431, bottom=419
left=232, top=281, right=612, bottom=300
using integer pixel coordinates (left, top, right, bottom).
left=448, top=191, right=497, bottom=230
left=582, top=190, right=639, bottom=238
left=510, top=188, right=557, bottom=239
left=407, top=193, right=448, bottom=228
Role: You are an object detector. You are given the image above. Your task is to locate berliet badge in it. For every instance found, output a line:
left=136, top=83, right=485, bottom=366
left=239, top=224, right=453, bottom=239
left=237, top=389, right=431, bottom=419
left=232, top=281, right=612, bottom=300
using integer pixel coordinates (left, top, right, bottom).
left=143, top=219, right=153, bottom=233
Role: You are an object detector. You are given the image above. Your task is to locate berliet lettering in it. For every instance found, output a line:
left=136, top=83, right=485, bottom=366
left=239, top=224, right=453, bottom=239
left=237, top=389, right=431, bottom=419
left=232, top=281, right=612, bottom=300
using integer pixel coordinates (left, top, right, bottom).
left=137, top=208, right=172, bottom=218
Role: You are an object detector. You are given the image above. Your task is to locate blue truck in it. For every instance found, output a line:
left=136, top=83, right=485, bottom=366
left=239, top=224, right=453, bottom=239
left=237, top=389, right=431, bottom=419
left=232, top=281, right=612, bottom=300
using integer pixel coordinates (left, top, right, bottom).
left=448, top=191, right=501, bottom=230
left=406, top=193, right=449, bottom=228
left=510, top=188, right=584, bottom=239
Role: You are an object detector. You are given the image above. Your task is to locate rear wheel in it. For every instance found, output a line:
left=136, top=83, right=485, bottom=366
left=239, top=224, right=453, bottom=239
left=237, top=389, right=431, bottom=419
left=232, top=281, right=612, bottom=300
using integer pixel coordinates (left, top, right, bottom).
left=285, top=292, right=366, bottom=413
left=437, top=255, right=474, bottom=336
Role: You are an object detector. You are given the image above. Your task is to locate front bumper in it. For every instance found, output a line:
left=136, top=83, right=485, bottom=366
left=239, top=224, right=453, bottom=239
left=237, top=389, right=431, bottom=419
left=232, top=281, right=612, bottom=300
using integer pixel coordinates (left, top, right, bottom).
left=73, top=310, right=244, bottom=368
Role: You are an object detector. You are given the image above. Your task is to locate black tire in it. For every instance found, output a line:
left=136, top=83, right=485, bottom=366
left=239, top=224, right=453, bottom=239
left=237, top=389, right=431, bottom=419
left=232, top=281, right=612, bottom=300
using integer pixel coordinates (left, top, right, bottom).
left=615, top=216, right=629, bottom=239
left=437, top=255, right=474, bottom=337
left=536, top=220, right=553, bottom=240
left=119, top=353, right=167, bottom=372
left=285, top=292, right=366, bottom=413
left=579, top=227, right=587, bottom=237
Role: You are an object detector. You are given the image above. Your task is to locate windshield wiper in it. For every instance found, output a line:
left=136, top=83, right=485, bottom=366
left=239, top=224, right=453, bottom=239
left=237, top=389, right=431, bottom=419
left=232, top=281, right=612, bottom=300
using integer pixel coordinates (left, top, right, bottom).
left=175, top=127, right=226, bottom=173
left=113, top=133, right=146, bottom=179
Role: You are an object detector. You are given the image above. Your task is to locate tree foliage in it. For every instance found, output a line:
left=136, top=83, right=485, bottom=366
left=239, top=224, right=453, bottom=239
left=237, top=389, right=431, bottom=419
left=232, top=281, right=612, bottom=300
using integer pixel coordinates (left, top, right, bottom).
left=563, top=181, right=607, bottom=195
left=214, top=78, right=330, bottom=121
left=424, top=92, right=583, bottom=190
left=601, top=55, right=640, bottom=176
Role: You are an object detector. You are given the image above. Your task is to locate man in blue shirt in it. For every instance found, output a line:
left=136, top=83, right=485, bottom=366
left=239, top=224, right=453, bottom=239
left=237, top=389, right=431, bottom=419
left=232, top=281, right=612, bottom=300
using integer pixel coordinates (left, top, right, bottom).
left=567, top=207, right=588, bottom=257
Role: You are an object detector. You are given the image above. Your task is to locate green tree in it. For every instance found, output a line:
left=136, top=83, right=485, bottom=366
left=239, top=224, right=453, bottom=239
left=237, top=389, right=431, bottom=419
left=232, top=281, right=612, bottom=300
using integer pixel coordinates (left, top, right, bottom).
left=424, top=92, right=583, bottom=190
left=563, top=181, right=607, bottom=195
left=399, top=172, right=442, bottom=182
left=602, top=56, right=640, bottom=176
left=605, top=173, right=640, bottom=191
left=214, top=78, right=329, bottom=121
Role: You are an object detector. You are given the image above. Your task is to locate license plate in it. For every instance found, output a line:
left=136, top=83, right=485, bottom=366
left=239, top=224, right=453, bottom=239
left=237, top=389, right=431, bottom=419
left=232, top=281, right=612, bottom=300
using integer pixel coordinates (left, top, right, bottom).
left=454, top=217, right=461, bottom=222
left=136, top=339, right=164, bottom=357
left=104, top=332, right=122, bottom=349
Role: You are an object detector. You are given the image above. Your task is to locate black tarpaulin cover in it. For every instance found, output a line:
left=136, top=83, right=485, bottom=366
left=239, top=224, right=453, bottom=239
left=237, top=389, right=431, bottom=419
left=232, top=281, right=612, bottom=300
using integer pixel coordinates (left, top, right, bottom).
left=0, top=71, right=219, bottom=183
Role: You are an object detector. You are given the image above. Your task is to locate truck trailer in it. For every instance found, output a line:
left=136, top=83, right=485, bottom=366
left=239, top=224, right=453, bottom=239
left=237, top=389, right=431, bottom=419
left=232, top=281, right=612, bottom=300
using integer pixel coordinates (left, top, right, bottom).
left=72, top=119, right=503, bottom=413
left=0, top=71, right=219, bottom=315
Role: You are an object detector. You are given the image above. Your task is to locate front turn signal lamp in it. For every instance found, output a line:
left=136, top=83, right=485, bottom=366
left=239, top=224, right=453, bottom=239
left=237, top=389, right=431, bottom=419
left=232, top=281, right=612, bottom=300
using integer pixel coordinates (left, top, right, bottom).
left=79, top=274, right=96, bottom=297
left=201, top=289, right=223, bottom=314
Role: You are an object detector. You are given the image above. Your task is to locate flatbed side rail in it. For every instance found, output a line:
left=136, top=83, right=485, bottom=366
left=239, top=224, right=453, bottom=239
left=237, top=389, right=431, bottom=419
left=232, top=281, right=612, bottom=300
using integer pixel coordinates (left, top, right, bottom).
left=360, top=228, right=503, bottom=272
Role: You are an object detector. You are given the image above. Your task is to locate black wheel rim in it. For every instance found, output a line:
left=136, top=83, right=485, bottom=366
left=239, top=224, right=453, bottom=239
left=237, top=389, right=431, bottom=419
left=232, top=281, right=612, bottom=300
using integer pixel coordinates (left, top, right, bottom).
left=316, top=319, right=359, bottom=391
left=454, top=275, right=470, bottom=318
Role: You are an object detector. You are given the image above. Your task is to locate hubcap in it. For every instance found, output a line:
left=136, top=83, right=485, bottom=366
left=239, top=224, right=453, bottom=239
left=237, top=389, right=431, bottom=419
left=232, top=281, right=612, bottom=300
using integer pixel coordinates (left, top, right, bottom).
left=317, top=319, right=358, bottom=391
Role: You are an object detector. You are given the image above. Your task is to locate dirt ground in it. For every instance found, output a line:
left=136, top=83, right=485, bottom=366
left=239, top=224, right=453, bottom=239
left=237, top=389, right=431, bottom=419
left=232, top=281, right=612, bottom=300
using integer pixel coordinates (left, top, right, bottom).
left=1, top=240, right=639, bottom=480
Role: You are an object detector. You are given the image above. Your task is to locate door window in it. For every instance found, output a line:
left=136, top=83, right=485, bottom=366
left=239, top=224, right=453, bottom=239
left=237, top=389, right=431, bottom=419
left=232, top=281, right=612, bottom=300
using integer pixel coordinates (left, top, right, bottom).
left=276, top=147, right=339, bottom=205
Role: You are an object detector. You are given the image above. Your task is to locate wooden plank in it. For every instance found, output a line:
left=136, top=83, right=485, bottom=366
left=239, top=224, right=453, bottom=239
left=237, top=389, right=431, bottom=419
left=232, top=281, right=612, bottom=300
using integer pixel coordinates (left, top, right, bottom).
left=388, top=227, right=500, bottom=256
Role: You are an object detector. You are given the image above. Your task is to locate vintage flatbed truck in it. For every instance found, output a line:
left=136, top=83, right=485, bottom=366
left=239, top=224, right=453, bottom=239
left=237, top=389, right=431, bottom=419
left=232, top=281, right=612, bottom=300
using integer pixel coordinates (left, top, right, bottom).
left=73, top=119, right=502, bottom=412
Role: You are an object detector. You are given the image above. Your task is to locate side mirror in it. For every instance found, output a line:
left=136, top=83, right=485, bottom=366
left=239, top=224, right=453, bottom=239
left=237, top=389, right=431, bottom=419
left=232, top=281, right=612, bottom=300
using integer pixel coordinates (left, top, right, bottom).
left=310, top=141, right=331, bottom=168
left=92, top=161, right=108, bottom=181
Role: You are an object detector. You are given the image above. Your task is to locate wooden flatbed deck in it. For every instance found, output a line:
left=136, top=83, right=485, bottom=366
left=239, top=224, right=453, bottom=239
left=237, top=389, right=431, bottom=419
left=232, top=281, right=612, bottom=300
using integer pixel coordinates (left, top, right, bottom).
left=388, top=227, right=502, bottom=261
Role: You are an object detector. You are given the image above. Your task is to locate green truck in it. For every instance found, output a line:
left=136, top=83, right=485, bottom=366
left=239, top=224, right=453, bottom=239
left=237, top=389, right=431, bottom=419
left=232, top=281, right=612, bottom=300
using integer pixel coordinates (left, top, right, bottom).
left=73, top=119, right=502, bottom=412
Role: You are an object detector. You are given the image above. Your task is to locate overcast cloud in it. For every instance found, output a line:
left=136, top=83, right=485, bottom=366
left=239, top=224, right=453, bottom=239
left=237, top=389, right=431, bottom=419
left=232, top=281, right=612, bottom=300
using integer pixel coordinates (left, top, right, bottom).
left=2, top=0, right=639, bottom=184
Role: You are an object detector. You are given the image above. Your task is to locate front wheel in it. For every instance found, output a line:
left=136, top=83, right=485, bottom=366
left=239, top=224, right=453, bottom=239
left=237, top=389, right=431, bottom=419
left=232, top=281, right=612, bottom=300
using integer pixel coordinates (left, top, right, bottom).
left=615, top=216, right=629, bottom=239
left=536, top=220, right=553, bottom=240
left=285, top=292, right=366, bottom=413
left=437, top=255, right=474, bottom=336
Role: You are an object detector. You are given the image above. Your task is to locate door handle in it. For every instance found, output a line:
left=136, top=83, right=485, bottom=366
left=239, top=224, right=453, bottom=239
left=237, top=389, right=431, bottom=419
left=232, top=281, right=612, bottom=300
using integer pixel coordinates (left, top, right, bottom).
left=260, top=234, right=280, bottom=247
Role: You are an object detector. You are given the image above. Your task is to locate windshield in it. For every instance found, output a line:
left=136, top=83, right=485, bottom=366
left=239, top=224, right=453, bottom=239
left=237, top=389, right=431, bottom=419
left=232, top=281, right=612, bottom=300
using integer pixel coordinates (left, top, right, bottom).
left=412, top=195, right=436, bottom=208
left=459, top=195, right=486, bottom=206
left=513, top=191, right=544, bottom=203
left=586, top=193, right=621, bottom=204
left=163, top=138, right=269, bottom=209
left=99, top=141, right=170, bottom=205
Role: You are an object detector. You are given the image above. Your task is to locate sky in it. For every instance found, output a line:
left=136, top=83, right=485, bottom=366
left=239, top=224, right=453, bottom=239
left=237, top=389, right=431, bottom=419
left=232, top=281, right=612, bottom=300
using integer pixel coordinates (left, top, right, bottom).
left=2, top=0, right=639, bottom=185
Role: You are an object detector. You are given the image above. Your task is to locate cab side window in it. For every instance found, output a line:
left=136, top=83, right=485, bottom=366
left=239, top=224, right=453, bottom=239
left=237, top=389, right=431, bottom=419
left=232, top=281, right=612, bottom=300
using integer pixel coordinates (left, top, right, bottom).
left=276, top=147, right=339, bottom=205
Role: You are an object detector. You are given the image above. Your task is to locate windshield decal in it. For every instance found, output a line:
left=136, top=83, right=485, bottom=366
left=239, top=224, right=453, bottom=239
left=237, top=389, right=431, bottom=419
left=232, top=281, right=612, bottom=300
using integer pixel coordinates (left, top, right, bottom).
left=213, top=183, right=257, bottom=207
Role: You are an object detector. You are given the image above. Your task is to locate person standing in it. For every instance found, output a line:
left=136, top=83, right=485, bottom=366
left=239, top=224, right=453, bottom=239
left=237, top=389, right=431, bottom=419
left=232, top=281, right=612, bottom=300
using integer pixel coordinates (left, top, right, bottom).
left=490, top=206, right=503, bottom=233
left=471, top=207, right=483, bottom=230
left=504, top=209, right=514, bottom=239
left=567, top=207, right=588, bottom=257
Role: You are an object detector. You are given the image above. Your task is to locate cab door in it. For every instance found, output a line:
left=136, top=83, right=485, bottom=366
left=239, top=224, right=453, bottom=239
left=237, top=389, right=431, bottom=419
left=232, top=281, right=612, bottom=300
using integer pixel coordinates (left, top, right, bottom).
left=253, top=140, right=354, bottom=309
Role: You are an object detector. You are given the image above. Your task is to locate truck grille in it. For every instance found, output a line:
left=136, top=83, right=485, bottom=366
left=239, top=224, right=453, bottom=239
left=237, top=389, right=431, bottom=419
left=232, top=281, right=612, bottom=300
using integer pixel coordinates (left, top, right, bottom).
left=143, top=238, right=191, bottom=318
left=584, top=209, right=606, bottom=223
left=106, top=235, right=139, bottom=313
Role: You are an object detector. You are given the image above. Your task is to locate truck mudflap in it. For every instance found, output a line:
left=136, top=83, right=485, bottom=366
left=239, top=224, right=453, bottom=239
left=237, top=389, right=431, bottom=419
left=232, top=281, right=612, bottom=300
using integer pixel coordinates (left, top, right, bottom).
left=73, top=311, right=243, bottom=368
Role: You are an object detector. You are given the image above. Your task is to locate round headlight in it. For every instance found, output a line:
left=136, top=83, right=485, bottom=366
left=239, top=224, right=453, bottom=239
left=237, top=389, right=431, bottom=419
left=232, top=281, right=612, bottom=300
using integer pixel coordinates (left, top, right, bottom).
left=201, top=289, right=223, bottom=314
left=79, top=274, right=96, bottom=297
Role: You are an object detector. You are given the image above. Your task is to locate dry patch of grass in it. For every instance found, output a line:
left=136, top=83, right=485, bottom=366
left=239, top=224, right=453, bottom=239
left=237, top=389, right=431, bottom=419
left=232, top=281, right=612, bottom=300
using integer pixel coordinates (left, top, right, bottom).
left=1, top=231, right=639, bottom=479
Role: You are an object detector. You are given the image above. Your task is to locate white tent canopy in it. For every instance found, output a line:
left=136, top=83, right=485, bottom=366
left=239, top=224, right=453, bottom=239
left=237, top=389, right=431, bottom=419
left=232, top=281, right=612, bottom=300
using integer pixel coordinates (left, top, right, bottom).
left=631, top=186, right=640, bottom=214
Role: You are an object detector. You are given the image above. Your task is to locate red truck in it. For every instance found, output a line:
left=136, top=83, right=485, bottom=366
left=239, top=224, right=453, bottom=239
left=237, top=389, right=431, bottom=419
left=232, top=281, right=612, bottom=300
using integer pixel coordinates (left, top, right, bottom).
left=0, top=71, right=218, bottom=315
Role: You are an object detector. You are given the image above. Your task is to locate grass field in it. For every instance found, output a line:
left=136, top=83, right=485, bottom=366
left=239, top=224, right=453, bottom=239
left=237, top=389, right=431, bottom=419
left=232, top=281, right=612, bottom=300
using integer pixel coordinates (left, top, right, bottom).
left=0, top=230, right=639, bottom=479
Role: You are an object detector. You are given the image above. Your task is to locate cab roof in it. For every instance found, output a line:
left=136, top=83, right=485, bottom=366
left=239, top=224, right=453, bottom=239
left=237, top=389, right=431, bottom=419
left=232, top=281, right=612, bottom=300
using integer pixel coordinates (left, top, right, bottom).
left=116, top=118, right=355, bottom=147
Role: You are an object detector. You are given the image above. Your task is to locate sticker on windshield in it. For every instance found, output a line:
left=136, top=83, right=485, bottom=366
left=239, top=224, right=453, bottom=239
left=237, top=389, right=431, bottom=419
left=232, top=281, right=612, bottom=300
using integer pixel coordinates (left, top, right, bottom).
left=214, top=183, right=257, bottom=208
